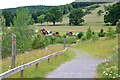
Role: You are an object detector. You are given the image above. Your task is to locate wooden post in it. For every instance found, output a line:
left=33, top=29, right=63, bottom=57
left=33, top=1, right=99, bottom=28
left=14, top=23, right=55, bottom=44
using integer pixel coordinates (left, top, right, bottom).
left=20, top=70, right=24, bottom=77
left=48, top=58, right=50, bottom=63
left=55, top=55, right=57, bottom=58
left=11, top=33, right=16, bottom=69
left=63, top=35, right=66, bottom=49
left=35, top=63, right=38, bottom=70
left=118, top=34, right=120, bottom=73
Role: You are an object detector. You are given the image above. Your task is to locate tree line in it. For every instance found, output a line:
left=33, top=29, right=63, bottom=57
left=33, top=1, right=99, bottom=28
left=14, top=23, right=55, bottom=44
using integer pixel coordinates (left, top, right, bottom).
left=2, top=2, right=106, bottom=27
left=3, top=1, right=120, bottom=26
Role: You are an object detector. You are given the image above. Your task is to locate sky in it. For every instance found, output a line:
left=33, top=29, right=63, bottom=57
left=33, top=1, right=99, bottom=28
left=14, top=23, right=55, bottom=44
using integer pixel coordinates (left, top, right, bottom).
left=0, top=0, right=75, bottom=9
left=0, top=0, right=119, bottom=9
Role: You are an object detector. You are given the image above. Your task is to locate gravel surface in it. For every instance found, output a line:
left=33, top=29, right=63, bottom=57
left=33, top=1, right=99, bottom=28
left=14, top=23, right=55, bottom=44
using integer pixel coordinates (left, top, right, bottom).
left=46, top=49, right=104, bottom=78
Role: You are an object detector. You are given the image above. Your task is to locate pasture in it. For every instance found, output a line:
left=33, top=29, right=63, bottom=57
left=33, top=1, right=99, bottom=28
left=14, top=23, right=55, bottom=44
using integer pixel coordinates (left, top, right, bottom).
left=34, top=3, right=116, bottom=36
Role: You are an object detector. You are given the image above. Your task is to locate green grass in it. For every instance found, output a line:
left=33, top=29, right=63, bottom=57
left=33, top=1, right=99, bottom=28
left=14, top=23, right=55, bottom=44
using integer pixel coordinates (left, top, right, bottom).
left=34, top=25, right=115, bottom=33
left=8, top=48, right=75, bottom=78
left=72, top=37, right=118, bottom=59
left=97, top=50, right=118, bottom=78
left=2, top=45, right=64, bottom=73
left=33, top=3, right=116, bottom=36
left=71, top=36, right=118, bottom=78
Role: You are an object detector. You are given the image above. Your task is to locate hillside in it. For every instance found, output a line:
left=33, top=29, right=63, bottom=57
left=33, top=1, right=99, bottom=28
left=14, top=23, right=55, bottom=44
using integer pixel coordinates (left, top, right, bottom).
left=2, top=5, right=54, bottom=12
left=83, top=2, right=114, bottom=26
left=2, top=2, right=107, bottom=13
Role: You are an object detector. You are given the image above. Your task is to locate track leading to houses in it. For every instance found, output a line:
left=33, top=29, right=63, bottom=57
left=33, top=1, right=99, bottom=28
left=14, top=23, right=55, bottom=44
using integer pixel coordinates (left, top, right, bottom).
left=47, top=49, right=103, bottom=78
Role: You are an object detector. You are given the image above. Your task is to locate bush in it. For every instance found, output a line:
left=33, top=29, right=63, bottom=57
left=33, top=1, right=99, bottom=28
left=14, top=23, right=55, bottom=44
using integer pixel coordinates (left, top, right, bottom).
left=2, top=28, right=12, bottom=58
left=106, top=27, right=116, bottom=39
left=86, top=27, right=93, bottom=40
left=81, top=35, right=87, bottom=41
left=2, top=27, right=34, bottom=58
left=54, top=37, right=64, bottom=44
left=92, top=33, right=99, bottom=42
left=32, top=34, right=48, bottom=49
left=77, top=32, right=83, bottom=39
left=98, top=29, right=106, bottom=37
left=54, top=36, right=76, bottom=44
left=66, top=36, right=76, bottom=44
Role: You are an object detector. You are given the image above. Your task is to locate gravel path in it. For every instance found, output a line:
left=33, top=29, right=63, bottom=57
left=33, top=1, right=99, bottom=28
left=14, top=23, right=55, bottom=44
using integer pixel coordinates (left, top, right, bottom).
left=46, top=49, right=104, bottom=78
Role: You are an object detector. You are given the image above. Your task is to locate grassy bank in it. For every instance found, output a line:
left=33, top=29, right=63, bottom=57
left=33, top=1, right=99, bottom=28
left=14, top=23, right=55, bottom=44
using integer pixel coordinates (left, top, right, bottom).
left=2, top=45, right=64, bottom=73
left=97, top=51, right=118, bottom=78
left=72, top=37, right=118, bottom=59
left=8, top=48, right=75, bottom=78
left=72, top=37, right=118, bottom=78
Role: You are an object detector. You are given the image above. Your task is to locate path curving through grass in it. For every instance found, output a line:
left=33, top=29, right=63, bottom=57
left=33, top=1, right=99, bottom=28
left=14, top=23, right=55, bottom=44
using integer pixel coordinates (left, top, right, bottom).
left=46, top=48, right=104, bottom=78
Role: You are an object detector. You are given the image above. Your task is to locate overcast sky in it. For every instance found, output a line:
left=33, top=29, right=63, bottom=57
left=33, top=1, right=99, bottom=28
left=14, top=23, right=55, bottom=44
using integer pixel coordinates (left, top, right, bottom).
left=0, top=0, right=119, bottom=9
left=0, top=0, right=75, bottom=9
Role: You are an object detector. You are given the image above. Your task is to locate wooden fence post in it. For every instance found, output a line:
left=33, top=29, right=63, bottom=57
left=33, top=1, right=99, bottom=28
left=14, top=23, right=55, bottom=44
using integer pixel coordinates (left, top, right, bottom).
left=20, top=70, right=24, bottom=77
left=48, top=58, right=50, bottom=63
left=35, top=63, right=38, bottom=70
left=55, top=55, right=57, bottom=58
left=63, top=35, right=66, bottom=49
left=11, top=33, right=16, bottom=69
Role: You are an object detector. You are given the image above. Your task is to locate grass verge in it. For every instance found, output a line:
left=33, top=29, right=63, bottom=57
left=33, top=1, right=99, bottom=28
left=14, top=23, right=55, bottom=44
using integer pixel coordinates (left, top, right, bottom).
left=97, top=50, right=118, bottom=78
left=2, top=45, right=64, bottom=73
left=72, top=37, right=118, bottom=59
left=72, top=37, right=118, bottom=78
left=8, top=48, right=75, bottom=78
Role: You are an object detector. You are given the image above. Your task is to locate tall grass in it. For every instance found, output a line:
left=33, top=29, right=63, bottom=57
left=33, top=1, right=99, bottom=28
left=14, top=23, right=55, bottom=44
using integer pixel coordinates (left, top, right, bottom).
left=73, top=37, right=118, bottom=58
left=2, top=45, right=64, bottom=73
left=8, top=48, right=75, bottom=78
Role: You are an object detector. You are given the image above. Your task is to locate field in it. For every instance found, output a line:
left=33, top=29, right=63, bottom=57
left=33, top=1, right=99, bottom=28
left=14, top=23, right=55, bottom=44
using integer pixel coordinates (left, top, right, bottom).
left=1, top=2, right=118, bottom=78
left=34, top=3, right=116, bottom=36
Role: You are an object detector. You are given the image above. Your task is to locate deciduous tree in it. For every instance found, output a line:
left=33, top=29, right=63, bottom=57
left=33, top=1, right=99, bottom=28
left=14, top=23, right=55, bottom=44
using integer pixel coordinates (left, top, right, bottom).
left=69, top=8, right=85, bottom=25
left=104, top=2, right=120, bottom=25
left=37, top=15, right=45, bottom=25
left=45, top=7, right=63, bottom=25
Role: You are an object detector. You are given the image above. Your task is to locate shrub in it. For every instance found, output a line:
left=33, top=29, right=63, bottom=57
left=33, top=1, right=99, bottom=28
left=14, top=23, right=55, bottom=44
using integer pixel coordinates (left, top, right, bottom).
left=54, top=36, right=76, bottom=44
left=92, top=33, right=99, bottom=42
left=2, top=28, right=12, bottom=58
left=46, top=36, right=55, bottom=44
left=66, top=36, right=76, bottom=44
left=106, top=27, right=116, bottom=39
left=98, top=29, right=106, bottom=37
left=86, top=27, right=93, bottom=40
left=81, top=35, right=87, bottom=41
left=77, top=32, right=83, bottom=39
left=32, top=34, right=48, bottom=49
left=54, top=37, right=64, bottom=44
left=2, top=27, right=34, bottom=58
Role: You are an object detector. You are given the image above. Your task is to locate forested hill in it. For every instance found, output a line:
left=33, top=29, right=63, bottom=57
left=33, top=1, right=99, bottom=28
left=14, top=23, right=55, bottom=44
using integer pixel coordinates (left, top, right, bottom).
left=2, top=2, right=107, bottom=12
left=2, top=2, right=108, bottom=26
left=2, top=5, right=54, bottom=12
left=71, top=2, right=108, bottom=8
